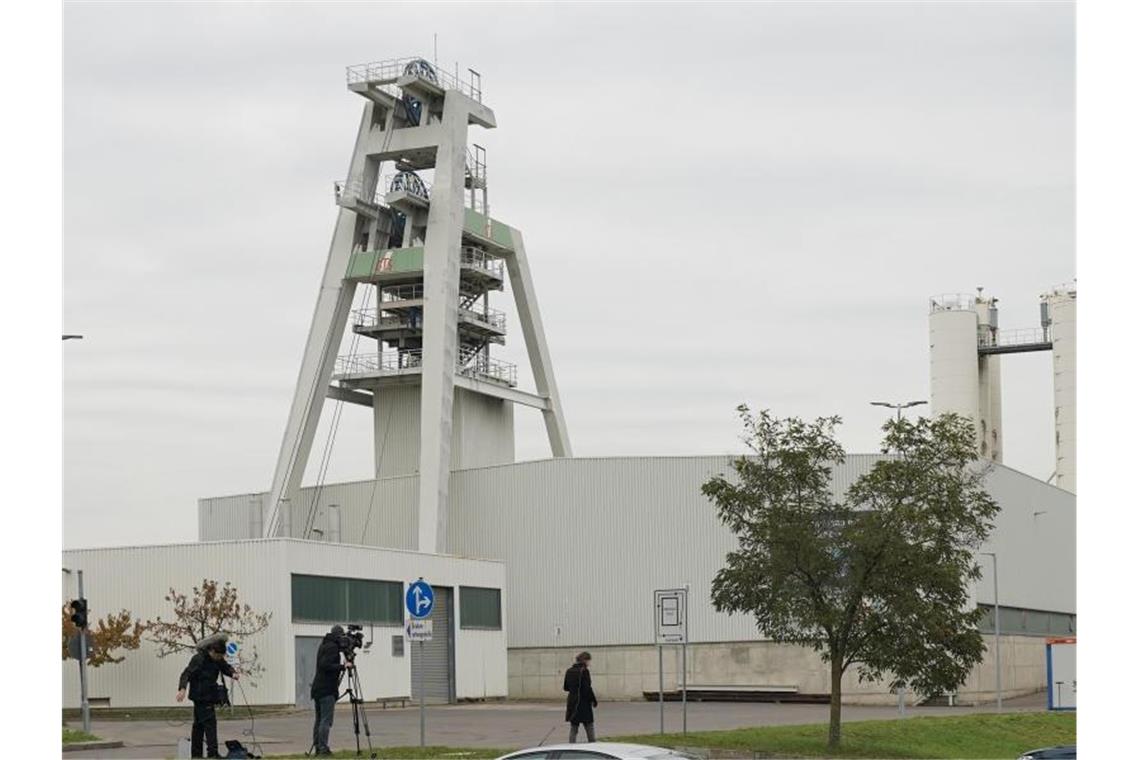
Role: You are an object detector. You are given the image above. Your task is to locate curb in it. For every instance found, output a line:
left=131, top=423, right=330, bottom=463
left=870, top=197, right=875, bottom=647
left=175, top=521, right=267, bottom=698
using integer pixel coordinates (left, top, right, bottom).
left=63, top=740, right=125, bottom=752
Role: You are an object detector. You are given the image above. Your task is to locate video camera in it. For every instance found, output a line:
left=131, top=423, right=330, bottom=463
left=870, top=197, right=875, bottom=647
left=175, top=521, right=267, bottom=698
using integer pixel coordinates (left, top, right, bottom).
left=336, top=624, right=366, bottom=661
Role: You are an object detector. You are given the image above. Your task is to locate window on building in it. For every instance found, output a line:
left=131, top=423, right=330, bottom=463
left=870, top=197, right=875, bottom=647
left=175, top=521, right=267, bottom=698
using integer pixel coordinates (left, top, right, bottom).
left=459, top=586, right=502, bottom=629
left=291, top=574, right=402, bottom=625
left=976, top=604, right=1075, bottom=637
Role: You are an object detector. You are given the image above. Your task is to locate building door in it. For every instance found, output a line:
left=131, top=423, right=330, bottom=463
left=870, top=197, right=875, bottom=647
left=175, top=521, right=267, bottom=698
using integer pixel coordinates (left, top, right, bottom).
left=410, top=586, right=455, bottom=703
left=295, top=636, right=323, bottom=708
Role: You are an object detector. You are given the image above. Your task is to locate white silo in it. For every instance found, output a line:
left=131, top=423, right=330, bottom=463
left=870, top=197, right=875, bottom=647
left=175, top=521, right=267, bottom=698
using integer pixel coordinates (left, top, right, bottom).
left=975, top=295, right=1002, bottom=462
left=1042, top=286, right=1076, bottom=492
left=929, top=293, right=1002, bottom=461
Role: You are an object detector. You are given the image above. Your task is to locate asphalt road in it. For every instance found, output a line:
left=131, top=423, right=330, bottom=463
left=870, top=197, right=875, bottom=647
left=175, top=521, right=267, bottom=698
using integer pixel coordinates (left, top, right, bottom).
left=64, top=693, right=1047, bottom=759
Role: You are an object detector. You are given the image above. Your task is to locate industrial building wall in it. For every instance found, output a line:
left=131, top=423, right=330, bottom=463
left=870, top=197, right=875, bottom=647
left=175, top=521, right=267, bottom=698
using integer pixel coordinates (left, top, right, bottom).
left=973, top=465, right=1075, bottom=614
left=62, top=540, right=292, bottom=708
left=508, top=633, right=1050, bottom=705
left=198, top=455, right=1076, bottom=649
left=62, top=540, right=506, bottom=707
left=199, top=475, right=420, bottom=547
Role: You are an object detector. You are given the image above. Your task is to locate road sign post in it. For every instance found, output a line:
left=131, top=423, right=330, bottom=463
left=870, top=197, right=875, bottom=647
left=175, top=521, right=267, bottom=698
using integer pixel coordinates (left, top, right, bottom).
left=654, top=587, right=688, bottom=736
left=406, top=578, right=434, bottom=748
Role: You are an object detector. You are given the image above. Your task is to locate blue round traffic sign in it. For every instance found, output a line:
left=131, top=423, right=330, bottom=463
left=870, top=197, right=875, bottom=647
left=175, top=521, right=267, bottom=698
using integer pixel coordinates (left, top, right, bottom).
left=406, top=579, right=434, bottom=619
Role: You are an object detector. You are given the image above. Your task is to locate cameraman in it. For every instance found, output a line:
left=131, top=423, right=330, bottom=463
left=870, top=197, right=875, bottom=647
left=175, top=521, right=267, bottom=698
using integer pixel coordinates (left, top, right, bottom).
left=310, top=625, right=352, bottom=756
left=176, top=638, right=238, bottom=759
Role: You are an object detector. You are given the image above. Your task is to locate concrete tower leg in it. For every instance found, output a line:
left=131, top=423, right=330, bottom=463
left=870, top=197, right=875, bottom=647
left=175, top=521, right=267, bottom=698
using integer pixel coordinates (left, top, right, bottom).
left=417, top=92, right=470, bottom=554
left=506, top=229, right=572, bottom=458
left=265, top=104, right=377, bottom=536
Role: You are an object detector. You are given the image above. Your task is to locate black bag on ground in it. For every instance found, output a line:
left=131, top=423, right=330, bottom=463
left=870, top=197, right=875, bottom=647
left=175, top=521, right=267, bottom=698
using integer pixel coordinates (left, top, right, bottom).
left=223, top=739, right=259, bottom=758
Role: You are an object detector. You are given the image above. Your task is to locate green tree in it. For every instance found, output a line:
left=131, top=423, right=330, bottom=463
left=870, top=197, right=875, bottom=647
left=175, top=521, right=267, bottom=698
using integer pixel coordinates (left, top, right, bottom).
left=702, top=407, right=999, bottom=751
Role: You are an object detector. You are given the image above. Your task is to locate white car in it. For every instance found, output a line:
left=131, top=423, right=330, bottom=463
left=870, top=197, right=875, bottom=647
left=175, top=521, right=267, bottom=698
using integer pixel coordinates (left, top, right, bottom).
left=496, top=742, right=699, bottom=760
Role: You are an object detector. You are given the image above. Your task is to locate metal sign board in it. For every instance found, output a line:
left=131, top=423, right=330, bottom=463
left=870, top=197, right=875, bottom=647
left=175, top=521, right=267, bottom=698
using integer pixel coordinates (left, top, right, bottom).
left=225, top=641, right=241, bottom=666
left=406, top=579, right=435, bottom=619
left=406, top=619, right=433, bottom=642
left=67, top=635, right=97, bottom=662
left=654, top=588, right=688, bottom=644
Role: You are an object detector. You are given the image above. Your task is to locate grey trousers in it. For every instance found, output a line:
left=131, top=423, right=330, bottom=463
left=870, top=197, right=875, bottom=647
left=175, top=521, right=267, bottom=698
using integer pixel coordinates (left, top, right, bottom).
left=312, top=695, right=337, bottom=752
left=569, top=722, right=596, bottom=743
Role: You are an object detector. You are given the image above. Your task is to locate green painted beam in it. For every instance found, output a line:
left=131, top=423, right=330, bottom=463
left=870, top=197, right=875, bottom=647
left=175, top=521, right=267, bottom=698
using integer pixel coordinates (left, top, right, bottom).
left=345, top=246, right=425, bottom=280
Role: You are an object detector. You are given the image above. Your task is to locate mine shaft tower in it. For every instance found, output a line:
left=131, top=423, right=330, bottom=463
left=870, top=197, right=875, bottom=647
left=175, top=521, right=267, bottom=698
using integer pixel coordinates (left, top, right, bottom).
left=267, top=57, right=572, bottom=552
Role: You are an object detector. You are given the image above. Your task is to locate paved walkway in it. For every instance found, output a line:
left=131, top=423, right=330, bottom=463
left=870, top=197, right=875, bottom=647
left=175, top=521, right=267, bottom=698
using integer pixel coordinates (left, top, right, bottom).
left=64, top=693, right=1046, bottom=759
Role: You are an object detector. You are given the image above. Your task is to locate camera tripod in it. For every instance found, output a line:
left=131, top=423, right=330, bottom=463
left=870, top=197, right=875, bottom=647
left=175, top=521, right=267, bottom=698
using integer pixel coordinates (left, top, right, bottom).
left=342, top=661, right=376, bottom=758
left=307, top=661, right=375, bottom=759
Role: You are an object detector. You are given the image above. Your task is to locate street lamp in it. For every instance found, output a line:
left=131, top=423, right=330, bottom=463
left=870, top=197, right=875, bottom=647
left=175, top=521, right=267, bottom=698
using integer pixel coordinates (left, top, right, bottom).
left=870, top=400, right=928, bottom=421
left=980, top=551, right=1002, bottom=711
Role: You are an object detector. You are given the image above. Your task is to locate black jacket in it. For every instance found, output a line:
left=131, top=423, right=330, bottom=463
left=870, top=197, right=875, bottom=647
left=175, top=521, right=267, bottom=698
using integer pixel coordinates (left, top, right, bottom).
left=178, top=651, right=235, bottom=704
left=310, top=633, right=345, bottom=699
left=563, top=663, right=597, bottom=724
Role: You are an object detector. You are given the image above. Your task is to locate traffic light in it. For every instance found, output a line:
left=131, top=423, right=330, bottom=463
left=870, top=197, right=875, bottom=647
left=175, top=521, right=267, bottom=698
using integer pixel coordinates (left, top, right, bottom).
left=69, top=599, right=88, bottom=629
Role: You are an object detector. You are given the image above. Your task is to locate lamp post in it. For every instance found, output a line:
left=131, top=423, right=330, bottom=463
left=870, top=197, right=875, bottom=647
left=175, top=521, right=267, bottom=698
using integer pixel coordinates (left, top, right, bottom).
left=981, top=551, right=1002, bottom=711
left=870, top=400, right=928, bottom=421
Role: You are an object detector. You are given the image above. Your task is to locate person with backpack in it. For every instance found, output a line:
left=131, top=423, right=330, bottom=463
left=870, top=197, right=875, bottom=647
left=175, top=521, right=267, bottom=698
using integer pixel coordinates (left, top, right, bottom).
left=563, top=651, right=597, bottom=742
left=176, top=635, right=238, bottom=759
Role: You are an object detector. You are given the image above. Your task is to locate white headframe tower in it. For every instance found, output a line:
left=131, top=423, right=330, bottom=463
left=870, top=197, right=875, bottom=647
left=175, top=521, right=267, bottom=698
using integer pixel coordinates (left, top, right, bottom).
left=266, top=58, right=572, bottom=551
left=929, top=284, right=1076, bottom=493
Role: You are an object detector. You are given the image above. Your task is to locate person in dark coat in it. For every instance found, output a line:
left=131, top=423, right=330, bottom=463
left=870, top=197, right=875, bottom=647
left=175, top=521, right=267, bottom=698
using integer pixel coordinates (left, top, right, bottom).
left=563, top=651, right=597, bottom=742
left=176, top=637, right=238, bottom=759
left=310, top=625, right=350, bottom=756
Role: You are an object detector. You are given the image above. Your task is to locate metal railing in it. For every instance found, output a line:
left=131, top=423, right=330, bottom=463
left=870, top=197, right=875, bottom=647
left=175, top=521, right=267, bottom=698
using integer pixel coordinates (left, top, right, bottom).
left=335, top=351, right=423, bottom=376
left=461, top=247, right=503, bottom=279
left=353, top=304, right=504, bottom=332
left=930, top=294, right=976, bottom=313
left=379, top=284, right=425, bottom=303
left=345, top=56, right=484, bottom=103
left=460, top=306, right=506, bottom=331
left=979, top=327, right=1050, bottom=348
left=351, top=310, right=417, bottom=330
left=335, top=176, right=382, bottom=207
left=459, top=356, right=517, bottom=386
left=334, top=349, right=516, bottom=386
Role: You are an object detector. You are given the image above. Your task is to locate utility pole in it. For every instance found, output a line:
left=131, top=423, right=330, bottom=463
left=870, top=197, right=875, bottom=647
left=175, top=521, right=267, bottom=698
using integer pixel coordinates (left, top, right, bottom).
left=78, top=570, right=91, bottom=733
left=63, top=567, right=91, bottom=733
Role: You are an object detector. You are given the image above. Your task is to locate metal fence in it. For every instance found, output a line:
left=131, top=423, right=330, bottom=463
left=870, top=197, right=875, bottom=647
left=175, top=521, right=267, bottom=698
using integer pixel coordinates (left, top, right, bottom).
left=379, top=284, right=425, bottom=303
left=980, top=327, right=1050, bottom=348
left=334, top=350, right=516, bottom=386
left=461, top=247, right=504, bottom=279
left=345, top=56, right=483, bottom=103
left=929, top=293, right=975, bottom=313
left=461, top=306, right=507, bottom=331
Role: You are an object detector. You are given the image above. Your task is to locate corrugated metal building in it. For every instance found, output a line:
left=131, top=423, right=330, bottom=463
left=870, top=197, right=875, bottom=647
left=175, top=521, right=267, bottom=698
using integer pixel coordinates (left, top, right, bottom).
left=62, top=540, right=507, bottom=708
left=195, top=455, right=1075, bottom=704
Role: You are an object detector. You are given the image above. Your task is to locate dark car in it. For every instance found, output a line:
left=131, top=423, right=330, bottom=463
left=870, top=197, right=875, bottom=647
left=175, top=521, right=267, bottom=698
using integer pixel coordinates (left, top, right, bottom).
left=1018, top=746, right=1076, bottom=759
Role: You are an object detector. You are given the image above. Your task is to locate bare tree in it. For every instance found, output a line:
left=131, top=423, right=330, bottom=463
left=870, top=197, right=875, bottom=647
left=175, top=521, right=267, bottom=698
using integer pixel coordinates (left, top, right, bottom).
left=145, top=579, right=272, bottom=684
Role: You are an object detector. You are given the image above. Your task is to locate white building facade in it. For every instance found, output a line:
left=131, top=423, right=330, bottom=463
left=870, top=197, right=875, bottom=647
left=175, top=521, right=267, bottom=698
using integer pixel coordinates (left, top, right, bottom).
left=198, top=455, right=1075, bottom=705
left=62, top=540, right=507, bottom=708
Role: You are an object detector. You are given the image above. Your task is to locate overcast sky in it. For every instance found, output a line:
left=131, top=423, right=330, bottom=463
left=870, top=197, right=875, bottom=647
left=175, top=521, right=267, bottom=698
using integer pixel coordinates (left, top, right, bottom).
left=63, top=1, right=1074, bottom=549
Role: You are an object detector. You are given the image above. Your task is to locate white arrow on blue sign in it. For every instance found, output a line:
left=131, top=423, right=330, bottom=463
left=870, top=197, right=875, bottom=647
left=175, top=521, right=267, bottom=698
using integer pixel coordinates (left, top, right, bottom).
left=406, top=579, right=434, bottom=619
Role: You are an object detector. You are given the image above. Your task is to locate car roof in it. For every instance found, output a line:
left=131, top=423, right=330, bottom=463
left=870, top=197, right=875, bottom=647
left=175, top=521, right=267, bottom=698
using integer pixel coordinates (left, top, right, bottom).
left=502, top=743, right=676, bottom=758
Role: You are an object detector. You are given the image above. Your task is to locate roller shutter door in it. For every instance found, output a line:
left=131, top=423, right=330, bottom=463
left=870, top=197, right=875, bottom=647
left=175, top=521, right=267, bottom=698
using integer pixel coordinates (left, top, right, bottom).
left=410, top=586, right=454, bottom=703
